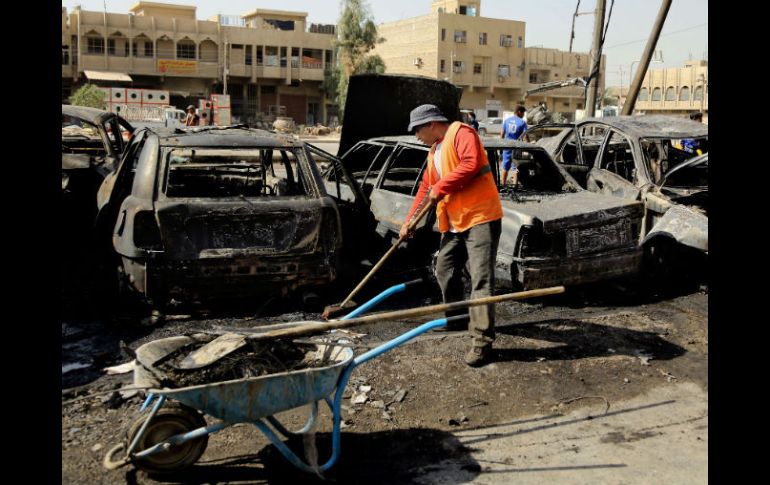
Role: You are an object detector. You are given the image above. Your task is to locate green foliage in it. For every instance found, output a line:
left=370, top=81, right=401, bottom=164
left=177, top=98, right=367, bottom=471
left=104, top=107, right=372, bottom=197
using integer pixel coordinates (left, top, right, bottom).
left=68, top=84, right=107, bottom=109
left=331, top=0, right=386, bottom=120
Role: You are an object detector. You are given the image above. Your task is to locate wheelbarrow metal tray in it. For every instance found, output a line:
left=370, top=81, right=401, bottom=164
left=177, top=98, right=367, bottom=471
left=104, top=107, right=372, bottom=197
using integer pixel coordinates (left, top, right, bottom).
left=136, top=338, right=353, bottom=423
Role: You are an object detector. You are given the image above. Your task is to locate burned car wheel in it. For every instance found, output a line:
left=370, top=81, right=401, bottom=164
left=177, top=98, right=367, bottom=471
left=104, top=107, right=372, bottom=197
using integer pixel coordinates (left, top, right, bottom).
left=643, top=238, right=703, bottom=294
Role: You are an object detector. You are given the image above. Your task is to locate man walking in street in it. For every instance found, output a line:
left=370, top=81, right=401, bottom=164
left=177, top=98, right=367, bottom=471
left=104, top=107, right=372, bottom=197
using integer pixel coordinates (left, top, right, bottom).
left=500, top=105, right=528, bottom=185
left=185, top=105, right=200, bottom=126
left=400, top=104, right=503, bottom=367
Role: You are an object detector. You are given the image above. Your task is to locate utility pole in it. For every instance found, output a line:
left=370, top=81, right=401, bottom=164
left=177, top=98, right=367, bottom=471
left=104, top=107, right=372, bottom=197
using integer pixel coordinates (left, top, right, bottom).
left=223, top=40, right=229, bottom=95
left=585, top=0, right=606, bottom=116
left=622, top=0, right=672, bottom=115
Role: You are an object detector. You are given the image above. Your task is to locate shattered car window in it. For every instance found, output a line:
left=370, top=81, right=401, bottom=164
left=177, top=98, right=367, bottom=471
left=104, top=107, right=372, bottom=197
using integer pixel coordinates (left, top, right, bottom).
left=599, top=131, right=636, bottom=183
left=382, top=147, right=427, bottom=195
left=162, top=148, right=308, bottom=198
left=499, top=149, right=576, bottom=196
left=641, top=137, right=709, bottom=185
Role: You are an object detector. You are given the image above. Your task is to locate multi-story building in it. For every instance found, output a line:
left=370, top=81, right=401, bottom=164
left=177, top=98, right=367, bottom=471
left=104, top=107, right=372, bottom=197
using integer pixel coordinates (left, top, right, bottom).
left=633, top=60, right=708, bottom=122
left=371, top=0, right=602, bottom=120
left=61, top=2, right=337, bottom=125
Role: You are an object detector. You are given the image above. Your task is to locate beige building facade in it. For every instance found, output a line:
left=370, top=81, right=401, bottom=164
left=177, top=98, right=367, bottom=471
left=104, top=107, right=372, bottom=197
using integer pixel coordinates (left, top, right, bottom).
left=61, top=2, right=337, bottom=125
left=372, top=0, right=601, bottom=120
left=633, top=60, right=708, bottom=122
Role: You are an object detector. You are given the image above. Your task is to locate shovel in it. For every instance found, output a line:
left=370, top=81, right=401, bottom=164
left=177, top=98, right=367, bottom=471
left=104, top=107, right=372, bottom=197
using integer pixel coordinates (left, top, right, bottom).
left=322, top=197, right=435, bottom=319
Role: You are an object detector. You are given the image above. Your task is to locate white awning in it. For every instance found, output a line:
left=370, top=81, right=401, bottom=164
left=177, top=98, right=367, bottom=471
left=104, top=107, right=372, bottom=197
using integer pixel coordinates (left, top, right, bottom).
left=83, top=70, right=133, bottom=82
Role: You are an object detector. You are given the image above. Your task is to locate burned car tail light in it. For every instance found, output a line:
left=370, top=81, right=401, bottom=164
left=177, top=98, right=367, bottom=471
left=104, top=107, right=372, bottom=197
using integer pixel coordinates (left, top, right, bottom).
left=518, top=226, right=556, bottom=257
left=133, top=210, right=163, bottom=250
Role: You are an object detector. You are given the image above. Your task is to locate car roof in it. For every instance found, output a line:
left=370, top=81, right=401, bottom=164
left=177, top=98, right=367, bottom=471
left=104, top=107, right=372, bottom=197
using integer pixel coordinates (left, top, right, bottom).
left=62, top=104, right=116, bottom=124
left=153, top=127, right=306, bottom=148
left=578, top=115, right=708, bottom=138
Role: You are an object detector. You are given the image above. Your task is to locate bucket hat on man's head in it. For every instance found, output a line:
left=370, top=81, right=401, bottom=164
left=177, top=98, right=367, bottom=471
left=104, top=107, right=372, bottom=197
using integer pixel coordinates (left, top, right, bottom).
left=408, top=104, right=449, bottom=132
left=187, top=105, right=196, bottom=111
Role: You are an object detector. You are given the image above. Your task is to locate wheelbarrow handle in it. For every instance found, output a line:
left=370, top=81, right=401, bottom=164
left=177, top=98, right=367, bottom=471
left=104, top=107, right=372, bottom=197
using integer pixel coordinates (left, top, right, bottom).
left=340, top=278, right=423, bottom=320
left=351, top=315, right=468, bottom=367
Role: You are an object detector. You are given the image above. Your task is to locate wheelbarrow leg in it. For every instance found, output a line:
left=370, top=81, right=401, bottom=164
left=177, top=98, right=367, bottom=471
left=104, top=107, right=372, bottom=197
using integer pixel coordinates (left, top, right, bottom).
left=264, top=401, right=319, bottom=436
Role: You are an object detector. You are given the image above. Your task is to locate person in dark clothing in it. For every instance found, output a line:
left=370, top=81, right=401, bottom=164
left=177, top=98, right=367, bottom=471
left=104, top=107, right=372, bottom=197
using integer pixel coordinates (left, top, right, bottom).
left=185, top=105, right=200, bottom=126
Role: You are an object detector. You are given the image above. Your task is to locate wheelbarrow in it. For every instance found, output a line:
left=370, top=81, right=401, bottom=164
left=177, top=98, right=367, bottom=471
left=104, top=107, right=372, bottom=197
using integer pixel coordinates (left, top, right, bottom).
left=103, top=281, right=564, bottom=474
left=103, top=279, right=459, bottom=474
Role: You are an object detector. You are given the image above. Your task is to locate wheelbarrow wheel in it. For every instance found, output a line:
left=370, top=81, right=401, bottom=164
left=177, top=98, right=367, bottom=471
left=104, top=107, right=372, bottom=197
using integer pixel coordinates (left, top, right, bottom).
left=126, top=402, right=208, bottom=474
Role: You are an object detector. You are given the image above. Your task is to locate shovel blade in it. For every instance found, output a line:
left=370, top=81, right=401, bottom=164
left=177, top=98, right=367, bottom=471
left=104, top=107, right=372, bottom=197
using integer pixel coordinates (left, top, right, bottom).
left=177, top=333, right=248, bottom=370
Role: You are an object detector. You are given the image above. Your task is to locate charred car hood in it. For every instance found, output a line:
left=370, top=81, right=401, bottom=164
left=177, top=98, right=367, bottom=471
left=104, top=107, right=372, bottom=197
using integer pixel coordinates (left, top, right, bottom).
left=501, top=191, right=643, bottom=233
left=338, top=74, right=462, bottom=156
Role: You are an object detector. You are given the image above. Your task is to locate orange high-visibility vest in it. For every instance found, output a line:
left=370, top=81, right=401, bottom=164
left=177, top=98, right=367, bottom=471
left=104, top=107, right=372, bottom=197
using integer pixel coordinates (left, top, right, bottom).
left=427, top=122, right=503, bottom=233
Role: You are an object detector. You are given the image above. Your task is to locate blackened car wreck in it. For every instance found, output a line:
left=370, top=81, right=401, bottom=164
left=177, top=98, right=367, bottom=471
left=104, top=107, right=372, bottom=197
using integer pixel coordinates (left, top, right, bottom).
left=96, top=126, right=353, bottom=305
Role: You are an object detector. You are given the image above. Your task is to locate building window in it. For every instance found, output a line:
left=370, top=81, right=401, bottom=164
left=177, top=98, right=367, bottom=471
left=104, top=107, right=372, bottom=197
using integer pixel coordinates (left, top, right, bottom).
left=441, top=28, right=446, bottom=41
left=440, top=59, right=446, bottom=73
left=452, top=60, right=465, bottom=73
left=665, top=86, right=676, bottom=101
left=62, top=46, right=70, bottom=65
left=517, top=36, right=523, bottom=48
left=124, top=42, right=129, bottom=57
left=479, top=32, right=487, bottom=45
left=246, top=45, right=253, bottom=65
left=454, top=30, right=467, bottom=43
left=498, top=65, right=510, bottom=77
left=693, top=86, right=703, bottom=101
left=86, top=37, right=104, bottom=54
left=639, top=88, right=649, bottom=101
left=500, top=35, right=512, bottom=47
left=651, top=88, right=662, bottom=101
left=177, top=42, right=195, bottom=59
left=473, top=63, right=482, bottom=74
left=145, top=42, right=153, bottom=57
left=679, top=86, right=690, bottom=101
left=529, top=72, right=539, bottom=83
left=107, top=38, right=116, bottom=55
left=266, top=46, right=279, bottom=66
left=577, top=103, right=583, bottom=109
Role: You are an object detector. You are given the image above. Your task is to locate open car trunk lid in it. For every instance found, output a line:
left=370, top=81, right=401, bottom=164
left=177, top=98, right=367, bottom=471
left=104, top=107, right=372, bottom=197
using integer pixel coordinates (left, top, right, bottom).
left=338, top=74, right=462, bottom=157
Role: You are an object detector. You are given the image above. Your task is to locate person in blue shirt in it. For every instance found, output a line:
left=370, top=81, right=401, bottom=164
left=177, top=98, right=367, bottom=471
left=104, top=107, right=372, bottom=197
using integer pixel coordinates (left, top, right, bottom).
left=500, top=105, right=528, bottom=185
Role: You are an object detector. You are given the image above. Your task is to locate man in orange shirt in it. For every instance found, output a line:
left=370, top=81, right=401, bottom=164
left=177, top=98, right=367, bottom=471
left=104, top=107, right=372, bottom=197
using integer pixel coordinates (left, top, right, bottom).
left=400, top=104, right=503, bottom=367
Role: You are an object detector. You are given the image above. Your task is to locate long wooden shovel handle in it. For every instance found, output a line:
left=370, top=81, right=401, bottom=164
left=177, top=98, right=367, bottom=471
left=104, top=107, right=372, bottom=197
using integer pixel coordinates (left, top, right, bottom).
left=339, top=200, right=434, bottom=307
left=247, top=286, right=565, bottom=341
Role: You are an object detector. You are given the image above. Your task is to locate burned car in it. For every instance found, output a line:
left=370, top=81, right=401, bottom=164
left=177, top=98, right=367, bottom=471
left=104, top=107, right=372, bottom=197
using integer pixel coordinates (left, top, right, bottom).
left=523, top=116, right=708, bottom=274
left=62, top=105, right=134, bottom=227
left=319, top=135, right=645, bottom=289
left=95, top=126, right=359, bottom=305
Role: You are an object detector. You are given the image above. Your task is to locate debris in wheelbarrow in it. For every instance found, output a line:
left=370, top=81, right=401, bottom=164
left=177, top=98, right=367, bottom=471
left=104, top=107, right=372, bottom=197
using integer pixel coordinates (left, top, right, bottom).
left=139, top=334, right=338, bottom=389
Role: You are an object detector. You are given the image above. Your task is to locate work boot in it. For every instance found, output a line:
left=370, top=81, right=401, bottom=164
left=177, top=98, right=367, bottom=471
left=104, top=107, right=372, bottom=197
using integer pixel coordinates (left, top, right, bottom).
left=464, top=344, right=492, bottom=367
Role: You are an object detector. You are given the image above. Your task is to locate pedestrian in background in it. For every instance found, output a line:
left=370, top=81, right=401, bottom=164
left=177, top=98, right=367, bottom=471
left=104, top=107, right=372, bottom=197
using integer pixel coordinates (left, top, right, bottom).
left=469, top=112, right=480, bottom=131
left=500, top=105, right=528, bottom=185
left=185, top=105, right=200, bottom=126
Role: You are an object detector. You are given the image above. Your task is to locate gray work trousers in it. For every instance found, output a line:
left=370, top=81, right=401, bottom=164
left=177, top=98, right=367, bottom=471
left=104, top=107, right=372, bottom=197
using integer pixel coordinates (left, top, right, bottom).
left=435, top=219, right=502, bottom=346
